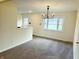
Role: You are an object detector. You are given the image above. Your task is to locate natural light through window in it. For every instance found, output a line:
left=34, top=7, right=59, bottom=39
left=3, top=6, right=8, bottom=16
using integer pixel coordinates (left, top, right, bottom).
left=17, top=16, right=29, bottom=28
left=43, top=17, right=64, bottom=31
left=23, top=17, right=29, bottom=28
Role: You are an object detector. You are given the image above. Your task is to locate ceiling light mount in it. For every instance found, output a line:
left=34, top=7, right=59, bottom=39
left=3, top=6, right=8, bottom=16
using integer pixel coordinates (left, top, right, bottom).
left=42, top=5, right=55, bottom=19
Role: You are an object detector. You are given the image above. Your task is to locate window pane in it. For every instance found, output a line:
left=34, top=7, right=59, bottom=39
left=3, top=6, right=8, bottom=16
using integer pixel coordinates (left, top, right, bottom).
left=48, top=25, right=57, bottom=30
left=48, top=18, right=57, bottom=30
left=44, top=19, right=47, bottom=23
left=58, top=25, right=63, bottom=31
left=23, top=17, right=29, bottom=28
left=43, top=19, right=48, bottom=29
left=58, top=18, right=63, bottom=31
left=59, top=18, right=63, bottom=25
left=44, top=23, right=47, bottom=29
left=17, top=19, right=22, bottom=27
left=43, top=17, right=63, bottom=31
left=23, top=18, right=28, bottom=25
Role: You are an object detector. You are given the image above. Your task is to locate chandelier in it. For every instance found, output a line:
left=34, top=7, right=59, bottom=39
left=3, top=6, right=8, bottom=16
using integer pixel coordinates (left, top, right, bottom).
left=42, top=5, right=55, bottom=19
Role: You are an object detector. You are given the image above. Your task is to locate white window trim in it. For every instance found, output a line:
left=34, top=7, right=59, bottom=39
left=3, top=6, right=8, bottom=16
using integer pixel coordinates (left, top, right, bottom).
left=42, top=17, right=64, bottom=32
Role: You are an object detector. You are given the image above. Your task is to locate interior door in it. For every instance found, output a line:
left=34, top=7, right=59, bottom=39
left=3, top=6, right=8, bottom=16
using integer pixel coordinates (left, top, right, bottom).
left=74, top=10, right=79, bottom=59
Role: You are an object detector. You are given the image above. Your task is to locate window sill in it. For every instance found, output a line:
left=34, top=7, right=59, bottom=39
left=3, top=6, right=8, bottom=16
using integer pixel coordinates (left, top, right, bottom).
left=43, top=29, right=63, bottom=32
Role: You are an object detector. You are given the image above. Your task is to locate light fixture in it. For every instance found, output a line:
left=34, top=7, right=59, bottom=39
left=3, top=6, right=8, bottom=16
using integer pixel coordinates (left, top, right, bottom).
left=42, top=5, right=55, bottom=19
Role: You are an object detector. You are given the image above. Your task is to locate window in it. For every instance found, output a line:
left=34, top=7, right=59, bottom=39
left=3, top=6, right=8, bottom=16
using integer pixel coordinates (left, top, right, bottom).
left=22, top=17, right=29, bottom=28
left=17, top=16, right=29, bottom=28
left=43, top=17, right=64, bottom=31
left=17, top=18, right=22, bottom=28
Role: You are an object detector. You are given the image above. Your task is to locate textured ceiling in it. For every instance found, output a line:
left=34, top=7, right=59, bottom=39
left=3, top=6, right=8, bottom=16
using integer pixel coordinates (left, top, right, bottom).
left=13, top=0, right=79, bottom=13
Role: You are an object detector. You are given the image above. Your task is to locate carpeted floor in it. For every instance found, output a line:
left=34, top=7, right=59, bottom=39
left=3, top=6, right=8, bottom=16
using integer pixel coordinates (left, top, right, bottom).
left=0, top=36, right=73, bottom=59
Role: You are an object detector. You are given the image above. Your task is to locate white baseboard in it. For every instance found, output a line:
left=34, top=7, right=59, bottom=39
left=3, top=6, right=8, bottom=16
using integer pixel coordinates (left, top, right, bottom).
left=33, top=35, right=73, bottom=43
left=0, top=39, right=32, bottom=53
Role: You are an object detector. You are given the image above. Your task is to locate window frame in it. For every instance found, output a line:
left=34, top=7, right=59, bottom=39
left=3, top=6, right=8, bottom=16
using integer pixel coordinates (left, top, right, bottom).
left=42, top=17, right=64, bottom=32
left=22, top=16, right=29, bottom=28
left=17, top=15, right=29, bottom=28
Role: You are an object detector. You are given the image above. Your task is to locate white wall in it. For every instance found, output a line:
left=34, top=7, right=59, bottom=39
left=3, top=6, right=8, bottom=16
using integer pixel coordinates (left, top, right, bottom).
left=0, top=1, right=33, bottom=53
left=23, top=11, right=77, bottom=42
left=74, top=10, right=79, bottom=59
left=74, top=10, right=79, bottom=42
